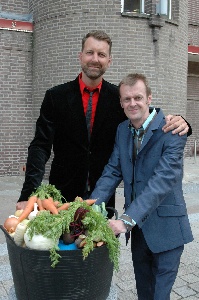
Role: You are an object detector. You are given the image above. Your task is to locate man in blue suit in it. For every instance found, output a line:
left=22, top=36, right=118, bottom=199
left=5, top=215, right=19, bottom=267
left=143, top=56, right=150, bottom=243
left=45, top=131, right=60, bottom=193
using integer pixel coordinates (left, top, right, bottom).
left=90, top=73, right=193, bottom=299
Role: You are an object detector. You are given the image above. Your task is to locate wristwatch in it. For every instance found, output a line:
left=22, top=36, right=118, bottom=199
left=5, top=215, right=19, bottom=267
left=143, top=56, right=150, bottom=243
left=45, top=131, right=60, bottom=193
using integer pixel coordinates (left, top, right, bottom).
left=118, top=214, right=136, bottom=233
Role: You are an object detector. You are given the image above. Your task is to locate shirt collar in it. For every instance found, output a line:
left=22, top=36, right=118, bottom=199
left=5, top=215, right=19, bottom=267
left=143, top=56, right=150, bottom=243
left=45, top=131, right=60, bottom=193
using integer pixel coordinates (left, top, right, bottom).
left=128, top=107, right=157, bottom=133
left=79, top=73, right=102, bottom=95
left=142, top=107, right=156, bottom=130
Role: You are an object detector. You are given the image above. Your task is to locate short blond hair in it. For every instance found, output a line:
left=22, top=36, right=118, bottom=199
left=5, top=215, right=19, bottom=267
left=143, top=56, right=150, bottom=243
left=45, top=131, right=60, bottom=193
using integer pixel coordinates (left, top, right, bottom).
left=119, top=73, right=152, bottom=97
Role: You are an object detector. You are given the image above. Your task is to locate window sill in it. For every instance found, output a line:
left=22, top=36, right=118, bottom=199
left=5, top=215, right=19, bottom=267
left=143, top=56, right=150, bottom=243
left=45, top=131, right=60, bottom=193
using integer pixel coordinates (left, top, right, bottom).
left=121, top=12, right=150, bottom=19
left=121, top=12, right=179, bottom=27
left=165, top=18, right=179, bottom=26
left=188, top=21, right=199, bottom=27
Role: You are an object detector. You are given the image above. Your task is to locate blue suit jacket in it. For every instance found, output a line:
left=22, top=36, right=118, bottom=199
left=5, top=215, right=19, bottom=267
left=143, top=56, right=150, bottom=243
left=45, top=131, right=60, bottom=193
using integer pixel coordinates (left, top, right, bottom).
left=91, top=109, right=193, bottom=253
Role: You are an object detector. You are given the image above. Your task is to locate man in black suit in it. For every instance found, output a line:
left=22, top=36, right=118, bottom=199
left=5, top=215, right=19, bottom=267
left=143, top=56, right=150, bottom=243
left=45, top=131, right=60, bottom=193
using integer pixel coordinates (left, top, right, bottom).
left=16, top=30, right=190, bottom=213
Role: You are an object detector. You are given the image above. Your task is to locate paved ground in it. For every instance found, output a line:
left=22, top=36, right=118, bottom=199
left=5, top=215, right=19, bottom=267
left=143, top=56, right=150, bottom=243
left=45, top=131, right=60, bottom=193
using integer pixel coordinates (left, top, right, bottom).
left=0, top=156, right=199, bottom=299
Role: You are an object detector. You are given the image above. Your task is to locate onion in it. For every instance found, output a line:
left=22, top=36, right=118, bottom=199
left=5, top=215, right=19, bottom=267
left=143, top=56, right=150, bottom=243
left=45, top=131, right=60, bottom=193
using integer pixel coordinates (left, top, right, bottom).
left=24, top=229, right=58, bottom=250
left=14, top=209, right=24, bottom=217
left=4, top=217, right=19, bottom=233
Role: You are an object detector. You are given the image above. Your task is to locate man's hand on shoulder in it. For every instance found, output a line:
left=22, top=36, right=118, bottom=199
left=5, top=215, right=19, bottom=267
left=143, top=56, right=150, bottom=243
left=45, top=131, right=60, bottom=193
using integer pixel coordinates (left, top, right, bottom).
left=162, top=115, right=189, bottom=136
left=16, top=201, right=28, bottom=210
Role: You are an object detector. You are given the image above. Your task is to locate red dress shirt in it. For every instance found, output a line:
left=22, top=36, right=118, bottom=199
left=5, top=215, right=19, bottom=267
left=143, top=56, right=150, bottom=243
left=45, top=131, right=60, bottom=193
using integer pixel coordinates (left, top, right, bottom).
left=79, top=73, right=102, bottom=132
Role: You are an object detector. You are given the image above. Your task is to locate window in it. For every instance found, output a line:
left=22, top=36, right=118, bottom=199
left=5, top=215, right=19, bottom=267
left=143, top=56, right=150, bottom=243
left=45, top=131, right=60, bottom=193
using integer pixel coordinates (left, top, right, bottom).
left=122, top=0, right=144, bottom=14
left=156, top=0, right=172, bottom=19
left=121, top=0, right=178, bottom=22
left=121, top=0, right=151, bottom=15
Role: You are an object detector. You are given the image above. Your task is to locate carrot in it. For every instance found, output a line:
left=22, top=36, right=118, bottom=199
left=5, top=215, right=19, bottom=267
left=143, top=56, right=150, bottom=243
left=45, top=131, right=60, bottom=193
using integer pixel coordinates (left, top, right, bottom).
left=42, top=197, right=59, bottom=214
left=85, top=199, right=97, bottom=206
left=17, top=195, right=38, bottom=224
left=57, top=202, right=71, bottom=211
left=53, top=200, right=61, bottom=208
left=74, top=196, right=84, bottom=202
left=57, top=199, right=96, bottom=212
left=36, top=198, right=45, bottom=211
left=74, top=197, right=96, bottom=205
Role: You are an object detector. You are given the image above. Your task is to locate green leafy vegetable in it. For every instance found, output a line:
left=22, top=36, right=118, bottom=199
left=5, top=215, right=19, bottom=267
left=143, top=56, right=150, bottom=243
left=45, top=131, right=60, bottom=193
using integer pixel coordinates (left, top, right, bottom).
left=26, top=211, right=69, bottom=267
left=26, top=199, right=120, bottom=270
left=30, top=183, right=64, bottom=203
left=82, top=210, right=120, bottom=271
left=92, top=202, right=108, bottom=217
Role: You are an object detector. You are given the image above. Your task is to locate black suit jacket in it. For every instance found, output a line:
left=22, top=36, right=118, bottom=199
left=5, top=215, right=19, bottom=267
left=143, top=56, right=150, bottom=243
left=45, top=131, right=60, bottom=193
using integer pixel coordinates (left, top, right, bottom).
left=18, top=76, right=127, bottom=204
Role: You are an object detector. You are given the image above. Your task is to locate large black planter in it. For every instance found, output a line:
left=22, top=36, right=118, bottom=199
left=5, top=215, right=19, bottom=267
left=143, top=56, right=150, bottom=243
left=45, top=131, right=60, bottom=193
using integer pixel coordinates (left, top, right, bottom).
left=1, top=225, right=114, bottom=300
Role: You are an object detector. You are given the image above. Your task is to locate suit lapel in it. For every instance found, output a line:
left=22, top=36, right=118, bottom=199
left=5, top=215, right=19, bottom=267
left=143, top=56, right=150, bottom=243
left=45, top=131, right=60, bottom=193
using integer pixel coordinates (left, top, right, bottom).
left=67, top=78, right=88, bottom=139
left=140, top=128, right=153, bottom=151
left=92, top=81, right=113, bottom=135
left=128, top=131, right=134, bottom=163
left=139, top=109, right=164, bottom=152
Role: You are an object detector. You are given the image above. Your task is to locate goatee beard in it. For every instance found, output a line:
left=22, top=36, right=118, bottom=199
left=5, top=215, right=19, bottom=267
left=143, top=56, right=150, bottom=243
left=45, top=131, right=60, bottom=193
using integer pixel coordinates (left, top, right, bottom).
left=81, top=66, right=105, bottom=80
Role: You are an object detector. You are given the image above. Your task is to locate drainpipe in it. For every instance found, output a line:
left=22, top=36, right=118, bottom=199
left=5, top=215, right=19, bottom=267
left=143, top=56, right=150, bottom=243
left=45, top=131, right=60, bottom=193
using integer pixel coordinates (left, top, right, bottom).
left=194, top=139, right=197, bottom=162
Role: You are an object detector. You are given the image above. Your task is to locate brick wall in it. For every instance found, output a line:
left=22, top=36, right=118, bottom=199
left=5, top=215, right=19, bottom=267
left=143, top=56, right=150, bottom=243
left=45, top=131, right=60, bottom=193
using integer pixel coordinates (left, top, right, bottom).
left=1, top=0, right=192, bottom=177
left=188, top=0, right=199, bottom=24
left=32, top=0, right=188, bottom=117
left=186, top=63, right=199, bottom=156
left=0, top=0, right=33, bottom=176
left=0, top=0, right=29, bottom=14
left=188, top=0, right=199, bottom=49
left=186, top=0, right=199, bottom=156
left=29, top=0, right=189, bottom=177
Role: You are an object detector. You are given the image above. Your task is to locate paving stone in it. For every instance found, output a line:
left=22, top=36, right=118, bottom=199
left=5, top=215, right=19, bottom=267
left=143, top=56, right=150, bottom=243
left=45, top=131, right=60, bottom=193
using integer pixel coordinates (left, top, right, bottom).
left=1, top=157, right=199, bottom=299
left=174, top=286, right=197, bottom=298
left=0, top=256, right=10, bottom=265
left=180, top=274, right=199, bottom=284
left=189, top=282, right=199, bottom=293
left=114, top=268, right=135, bottom=283
left=191, top=268, right=199, bottom=277
left=170, top=290, right=183, bottom=300
left=106, top=283, right=117, bottom=300
left=173, top=276, right=188, bottom=288
left=0, top=265, right=12, bottom=281
left=0, top=244, right=8, bottom=257
left=117, top=289, right=137, bottom=300
left=178, top=264, right=199, bottom=277
left=0, top=280, right=16, bottom=300
left=116, top=279, right=136, bottom=292
left=181, top=297, right=199, bottom=300
left=0, top=282, right=7, bottom=299
left=1, top=283, right=16, bottom=300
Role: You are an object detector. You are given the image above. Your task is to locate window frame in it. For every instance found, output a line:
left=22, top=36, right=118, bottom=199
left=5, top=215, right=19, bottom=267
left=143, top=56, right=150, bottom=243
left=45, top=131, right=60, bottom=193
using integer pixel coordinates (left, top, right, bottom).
left=156, top=0, right=172, bottom=19
left=121, top=0, right=145, bottom=14
left=121, top=0, right=178, bottom=25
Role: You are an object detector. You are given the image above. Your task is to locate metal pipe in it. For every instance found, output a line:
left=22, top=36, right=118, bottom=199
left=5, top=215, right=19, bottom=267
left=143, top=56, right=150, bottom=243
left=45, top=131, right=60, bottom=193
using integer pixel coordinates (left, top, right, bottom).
left=194, top=139, right=197, bottom=162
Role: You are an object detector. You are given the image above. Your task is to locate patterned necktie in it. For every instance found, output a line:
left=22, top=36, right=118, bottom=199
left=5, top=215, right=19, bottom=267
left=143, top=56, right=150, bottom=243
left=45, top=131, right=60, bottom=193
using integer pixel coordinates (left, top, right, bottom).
left=85, top=89, right=97, bottom=140
left=130, top=126, right=145, bottom=203
left=125, top=126, right=145, bottom=245
left=133, top=127, right=145, bottom=159
left=84, top=88, right=97, bottom=194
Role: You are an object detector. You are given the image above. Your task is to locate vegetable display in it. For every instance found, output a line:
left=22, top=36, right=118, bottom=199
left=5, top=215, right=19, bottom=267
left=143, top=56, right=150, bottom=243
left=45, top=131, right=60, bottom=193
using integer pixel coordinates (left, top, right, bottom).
left=3, top=184, right=120, bottom=271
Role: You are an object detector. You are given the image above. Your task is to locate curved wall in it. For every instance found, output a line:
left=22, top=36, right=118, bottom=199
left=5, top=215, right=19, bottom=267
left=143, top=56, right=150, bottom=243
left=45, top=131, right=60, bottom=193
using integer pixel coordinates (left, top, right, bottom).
left=0, top=1, right=33, bottom=176
left=31, top=0, right=188, bottom=120
left=0, top=0, right=191, bottom=176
